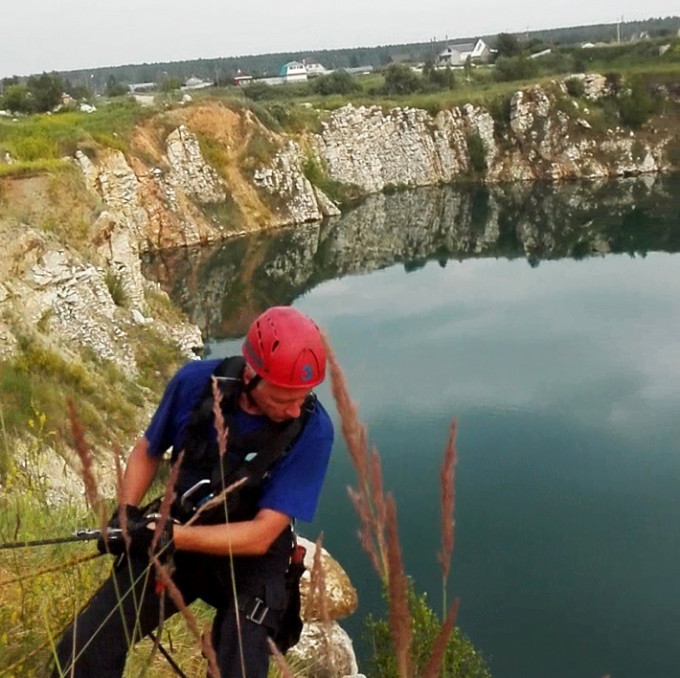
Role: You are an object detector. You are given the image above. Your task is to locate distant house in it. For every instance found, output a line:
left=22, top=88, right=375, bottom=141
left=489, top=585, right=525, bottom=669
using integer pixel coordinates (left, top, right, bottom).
left=304, top=60, right=327, bottom=77
left=436, top=39, right=491, bottom=66
left=233, top=72, right=253, bottom=86
left=280, top=61, right=308, bottom=82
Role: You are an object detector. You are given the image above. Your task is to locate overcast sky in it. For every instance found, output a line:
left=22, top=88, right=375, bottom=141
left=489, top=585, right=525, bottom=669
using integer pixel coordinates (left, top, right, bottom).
left=2, top=0, right=678, bottom=78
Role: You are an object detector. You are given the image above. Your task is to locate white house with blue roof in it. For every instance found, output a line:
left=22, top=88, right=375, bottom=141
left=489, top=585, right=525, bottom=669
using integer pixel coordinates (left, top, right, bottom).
left=280, top=61, right=308, bottom=82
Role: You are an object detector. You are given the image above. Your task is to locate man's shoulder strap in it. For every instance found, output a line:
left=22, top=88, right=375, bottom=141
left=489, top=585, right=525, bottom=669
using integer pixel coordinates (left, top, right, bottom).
left=211, top=355, right=245, bottom=390
left=216, top=393, right=317, bottom=490
left=177, top=356, right=245, bottom=463
left=198, top=356, right=245, bottom=409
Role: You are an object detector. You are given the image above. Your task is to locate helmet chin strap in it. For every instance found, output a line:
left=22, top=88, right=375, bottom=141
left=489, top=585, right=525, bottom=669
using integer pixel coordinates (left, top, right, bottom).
left=242, top=371, right=262, bottom=409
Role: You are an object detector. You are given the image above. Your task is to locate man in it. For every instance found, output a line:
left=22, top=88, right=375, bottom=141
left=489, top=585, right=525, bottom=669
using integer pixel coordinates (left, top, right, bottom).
left=52, top=306, right=334, bottom=678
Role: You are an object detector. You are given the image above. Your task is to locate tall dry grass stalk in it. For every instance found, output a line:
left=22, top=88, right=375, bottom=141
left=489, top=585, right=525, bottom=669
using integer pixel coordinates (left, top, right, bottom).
left=324, top=335, right=463, bottom=678
left=67, top=400, right=105, bottom=529
left=112, top=444, right=132, bottom=551
left=211, top=377, right=229, bottom=459
left=61, top=407, right=222, bottom=677
left=150, top=451, right=181, bottom=561
left=438, top=420, right=457, bottom=618
left=153, top=559, right=220, bottom=678
left=305, top=532, right=332, bottom=661
left=323, top=335, right=388, bottom=581
left=268, top=638, right=296, bottom=678
left=420, top=598, right=460, bottom=678
left=305, top=533, right=329, bottom=619
left=385, top=495, right=413, bottom=678
left=209, top=378, right=248, bottom=678
left=323, top=336, right=415, bottom=676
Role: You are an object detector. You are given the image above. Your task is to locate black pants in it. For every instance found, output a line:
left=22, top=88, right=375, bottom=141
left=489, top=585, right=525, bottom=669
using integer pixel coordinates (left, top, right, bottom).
left=50, top=553, right=279, bottom=678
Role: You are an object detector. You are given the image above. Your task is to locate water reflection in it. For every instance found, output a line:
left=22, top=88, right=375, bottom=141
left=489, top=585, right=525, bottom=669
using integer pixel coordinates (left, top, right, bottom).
left=142, top=174, right=680, bottom=341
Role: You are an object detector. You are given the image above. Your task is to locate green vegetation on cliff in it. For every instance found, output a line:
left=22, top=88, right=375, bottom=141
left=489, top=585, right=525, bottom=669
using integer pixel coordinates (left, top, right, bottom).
left=0, top=98, right=147, bottom=176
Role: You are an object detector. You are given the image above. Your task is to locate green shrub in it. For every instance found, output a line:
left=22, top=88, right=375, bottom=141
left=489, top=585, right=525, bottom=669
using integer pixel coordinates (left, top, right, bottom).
left=494, top=55, right=539, bottom=82
left=0, top=84, right=32, bottom=114
left=366, top=581, right=491, bottom=678
left=104, top=269, right=127, bottom=307
left=618, top=78, right=654, bottom=129
left=201, top=189, right=245, bottom=232
left=26, top=72, right=66, bottom=112
left=383, top=182, right=409, bottom=194
left=605, top=71, right=623, bottom=94
left=422, top=63, right=457, bottom=91
left=0, top=73, right=67, bottom=114
left=312, top=70, right=361, bottom=96
left=631, top=139, right=646, bottom=163
left=486, top=94, right=513, bottom=140
left=665, top=138, right=680, bottom=168
left=241, top=130, right=279, bottom=171
left=242, top=101, right=283, bottom=133
left=466, top=132, right=488, bottom=175
left=105, top=75, right=129, bottom=97
left=383, top=64, right=422, bottom=95
left=302, top=155, right=362, bottom=207
left=565, top=77, right=585, bottom=98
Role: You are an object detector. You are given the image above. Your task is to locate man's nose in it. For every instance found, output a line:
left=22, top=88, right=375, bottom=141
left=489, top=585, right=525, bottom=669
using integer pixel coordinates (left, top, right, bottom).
left=285, top=402, right=302, bottom=418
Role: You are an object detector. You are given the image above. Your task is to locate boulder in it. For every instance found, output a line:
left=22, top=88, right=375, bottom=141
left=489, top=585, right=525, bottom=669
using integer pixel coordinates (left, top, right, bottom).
left=298, top=536, right=358, bottom=621
left=287, top=621, right=360, bottom=678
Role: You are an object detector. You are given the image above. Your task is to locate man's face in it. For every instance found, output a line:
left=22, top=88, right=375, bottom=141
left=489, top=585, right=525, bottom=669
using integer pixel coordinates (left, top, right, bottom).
left=249, top=380, right=311, bottom=422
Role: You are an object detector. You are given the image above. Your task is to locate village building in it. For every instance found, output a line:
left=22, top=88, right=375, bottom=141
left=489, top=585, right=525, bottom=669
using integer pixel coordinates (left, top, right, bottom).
left=280, top=61, right=308, bottom=82
left=436, top=38, right=492, bottom=66
left=304, top=60, right=327, bottom=77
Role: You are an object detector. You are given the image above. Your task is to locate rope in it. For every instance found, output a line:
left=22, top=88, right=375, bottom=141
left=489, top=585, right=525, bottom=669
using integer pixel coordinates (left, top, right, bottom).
left=0, top=551, right=102, bottom=587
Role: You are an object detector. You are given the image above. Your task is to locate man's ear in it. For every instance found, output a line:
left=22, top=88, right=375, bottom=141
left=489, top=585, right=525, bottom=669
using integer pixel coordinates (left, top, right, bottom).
left=243, top=364, right=257, bottom=385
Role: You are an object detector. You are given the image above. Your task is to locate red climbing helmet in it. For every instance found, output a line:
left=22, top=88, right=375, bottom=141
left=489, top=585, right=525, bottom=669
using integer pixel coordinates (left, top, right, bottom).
left=242, top=306, right=326, bottom=389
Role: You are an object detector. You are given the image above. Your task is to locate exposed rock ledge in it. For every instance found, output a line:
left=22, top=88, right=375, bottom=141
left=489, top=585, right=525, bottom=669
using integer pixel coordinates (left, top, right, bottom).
left=0, top=220, right=201, bottom=370
left=311, top=78, right=674, bottom=191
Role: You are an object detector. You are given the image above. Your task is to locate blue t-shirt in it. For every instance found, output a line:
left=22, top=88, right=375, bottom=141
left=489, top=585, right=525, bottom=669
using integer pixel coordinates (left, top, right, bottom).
left=144, top=359, right=333, bottom=523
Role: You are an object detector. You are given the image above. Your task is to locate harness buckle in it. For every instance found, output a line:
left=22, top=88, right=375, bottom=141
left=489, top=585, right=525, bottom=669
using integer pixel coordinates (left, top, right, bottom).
left=246, top=597, right=269, bottom=625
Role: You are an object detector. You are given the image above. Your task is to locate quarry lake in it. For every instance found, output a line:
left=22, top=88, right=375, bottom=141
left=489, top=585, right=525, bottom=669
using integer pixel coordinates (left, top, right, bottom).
left=144, top=174, right=680, bottom=678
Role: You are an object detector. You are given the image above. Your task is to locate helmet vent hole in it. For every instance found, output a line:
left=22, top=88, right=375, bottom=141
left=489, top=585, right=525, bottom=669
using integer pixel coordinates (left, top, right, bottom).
left=271, top=340, right=279, bottom=353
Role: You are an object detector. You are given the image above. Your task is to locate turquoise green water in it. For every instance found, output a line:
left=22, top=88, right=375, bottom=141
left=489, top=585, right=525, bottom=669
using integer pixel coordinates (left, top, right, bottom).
left=146, top=175, right=680, bottom=678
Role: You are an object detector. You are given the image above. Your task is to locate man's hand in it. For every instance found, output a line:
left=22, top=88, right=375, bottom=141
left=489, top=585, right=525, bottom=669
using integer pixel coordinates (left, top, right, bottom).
left=97, top=505, right=173, bottom=559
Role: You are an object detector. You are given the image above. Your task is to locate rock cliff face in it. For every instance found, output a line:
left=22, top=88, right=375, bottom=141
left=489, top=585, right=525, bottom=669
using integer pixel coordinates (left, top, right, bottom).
left=311, top=79, right=675, bottom=190
left=313, top=104, right=486, bottom=191
left=0, top=219, right=201, bottom=371
left=0, top=108, right=335, bottom=367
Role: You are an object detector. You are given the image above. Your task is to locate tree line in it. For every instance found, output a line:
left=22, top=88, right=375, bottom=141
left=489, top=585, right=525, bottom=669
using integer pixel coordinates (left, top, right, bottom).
left=2, top=16, right=675, bottom=95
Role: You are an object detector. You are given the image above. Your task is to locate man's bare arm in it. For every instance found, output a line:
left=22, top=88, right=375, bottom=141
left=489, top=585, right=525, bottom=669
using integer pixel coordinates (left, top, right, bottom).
left=121, top=437, right=162, bottom=506
left=173, top=508, right=291, bottom=557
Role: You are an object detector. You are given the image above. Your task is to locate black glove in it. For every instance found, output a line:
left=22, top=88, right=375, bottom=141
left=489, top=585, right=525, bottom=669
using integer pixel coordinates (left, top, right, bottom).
left=97, top=504, right=159, bottom=557
left=107, top=504, right=145, bottom=531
